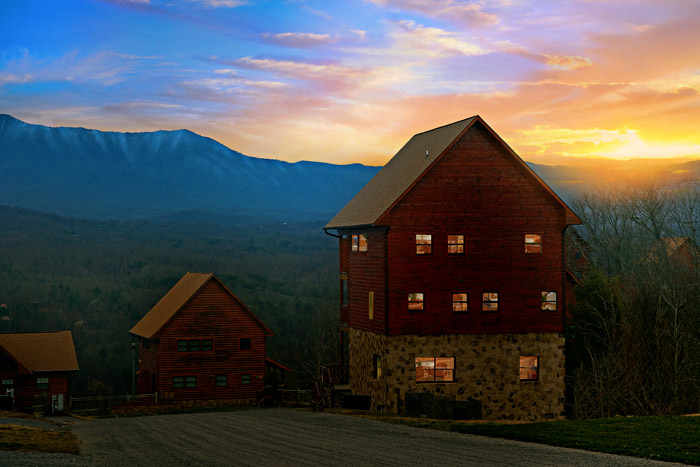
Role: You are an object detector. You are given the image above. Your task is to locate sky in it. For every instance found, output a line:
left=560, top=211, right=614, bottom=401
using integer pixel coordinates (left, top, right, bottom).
left=1, top=0, right=699, bottom=166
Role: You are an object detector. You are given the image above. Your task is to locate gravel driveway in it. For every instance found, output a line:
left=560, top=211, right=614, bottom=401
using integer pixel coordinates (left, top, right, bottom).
left=3, top=408, right=686, bottom=466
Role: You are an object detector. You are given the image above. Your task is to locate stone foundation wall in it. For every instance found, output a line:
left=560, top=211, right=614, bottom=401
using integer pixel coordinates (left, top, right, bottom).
left=349, top=328, right=565, bottom=421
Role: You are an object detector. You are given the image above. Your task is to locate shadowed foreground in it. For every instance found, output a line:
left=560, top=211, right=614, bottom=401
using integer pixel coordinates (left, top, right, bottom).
left=5, top=408, right=685, bottom=466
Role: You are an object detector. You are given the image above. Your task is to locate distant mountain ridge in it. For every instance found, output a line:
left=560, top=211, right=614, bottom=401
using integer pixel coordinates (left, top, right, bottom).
left=2, top=114, right=699, bottom=223
left=0, top=114, right=380, bottom=223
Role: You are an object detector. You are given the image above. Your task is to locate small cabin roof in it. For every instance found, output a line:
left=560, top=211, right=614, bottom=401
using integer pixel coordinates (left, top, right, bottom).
left=0, top=331, right=79, bottom=373
left=325, top=115, right=580, bottom=230
left=130, top=272, right=273, bottom=339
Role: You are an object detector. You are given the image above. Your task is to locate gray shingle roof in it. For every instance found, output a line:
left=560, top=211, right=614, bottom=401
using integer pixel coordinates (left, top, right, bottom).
left=325, top=115, right=580, bottom=229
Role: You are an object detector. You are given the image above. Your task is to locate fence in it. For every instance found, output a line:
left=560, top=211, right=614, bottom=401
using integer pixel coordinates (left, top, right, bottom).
left=70, top=393, right=157, bottom=415
left=405, top=392, right=482, bottom=420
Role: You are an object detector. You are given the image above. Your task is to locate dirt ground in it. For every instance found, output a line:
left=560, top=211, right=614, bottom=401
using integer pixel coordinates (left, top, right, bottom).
left=2, top=408, right=687, bottom=466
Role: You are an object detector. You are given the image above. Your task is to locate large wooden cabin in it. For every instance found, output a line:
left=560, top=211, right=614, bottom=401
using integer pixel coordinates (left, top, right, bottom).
left=0, top=331, right=79, bottom=413
left=324, top=116, right=581, bottom=420
left=130, top=273, right=276, bottom=405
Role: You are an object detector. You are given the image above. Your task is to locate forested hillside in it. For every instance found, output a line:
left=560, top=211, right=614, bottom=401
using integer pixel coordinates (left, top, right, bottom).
left=0, top=205, right=339, bottom=395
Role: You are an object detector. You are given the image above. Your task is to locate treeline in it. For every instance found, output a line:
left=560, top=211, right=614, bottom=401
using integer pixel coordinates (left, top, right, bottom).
left=568, top=181, right=700, bottom=418
left=0, top=206, right=339, bottom=395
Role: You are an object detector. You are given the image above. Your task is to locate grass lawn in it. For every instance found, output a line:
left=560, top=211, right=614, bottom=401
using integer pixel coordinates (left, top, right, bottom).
left=0, top=424, right=79, bottom=454
left=348, top=412, right=700, bottom=465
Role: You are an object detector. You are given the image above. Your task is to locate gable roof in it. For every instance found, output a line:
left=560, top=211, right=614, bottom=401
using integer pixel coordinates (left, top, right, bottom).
left=325, top=115, right=581, bottom=230
left=130, top=272, right=274, bottom=339
left=0, top=331, right=79, bottom=373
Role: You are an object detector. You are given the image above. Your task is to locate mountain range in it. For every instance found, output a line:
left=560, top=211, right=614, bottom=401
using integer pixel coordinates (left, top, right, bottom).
left=1, top=114, right=699, bottom=224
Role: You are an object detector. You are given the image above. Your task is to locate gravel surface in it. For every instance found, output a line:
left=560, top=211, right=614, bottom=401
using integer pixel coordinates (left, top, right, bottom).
left=2, top=408, right=687, bottom=466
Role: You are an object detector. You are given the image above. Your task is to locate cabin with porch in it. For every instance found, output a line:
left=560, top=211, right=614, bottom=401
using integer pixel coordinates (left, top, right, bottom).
left=130, top=272, right=282, bottom=405
left=0, top=331, right=79, bottom=413
left=324, top=115, right=581, bottom=420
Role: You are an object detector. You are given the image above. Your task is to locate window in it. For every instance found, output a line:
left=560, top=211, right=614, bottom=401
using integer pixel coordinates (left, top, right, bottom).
left=174, top=376, right=197, bottom=388
left=368, top=291, right=374, bottom=320
left=185, top=376, right=197, bottom=388
left=178, top=339, right=212, bottom=351
left=482, top=292, right=499, bottom=312
left=373, top=354, right=382, bottom=379
left=1, top=379, right=13, bottom=386
left=359, top=234, right=368, bottom=251
left=341, top=277, right=348, bottom=306
left=241, top=374, right=251, bottom=385
left=216, top=375, right=227, bottom=387
left=408, top=292, right=424, bottom=311
left=415, top=234, right=432, bottom=255
left=452, top=293, right=468, bottom=312
left=36, top=377, right=49, bottom=390
left=448, top=235, right=464, bottom=254
left=541, top=292, right=557, bottom=311
left=173, top=376, right=184, bottom=388
left=520, top=356, right=539, bottom=381
left=240, top=338, right=251, bottom=350
left=352, top=234, right=368, bottom=252
left=525, top=234, right=542, bottom=254
left=415, top=357, right=455, bottom=382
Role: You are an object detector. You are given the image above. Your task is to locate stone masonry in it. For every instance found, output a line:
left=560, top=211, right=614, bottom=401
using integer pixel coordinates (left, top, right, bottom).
left=349, top=327, right=565, bottom=421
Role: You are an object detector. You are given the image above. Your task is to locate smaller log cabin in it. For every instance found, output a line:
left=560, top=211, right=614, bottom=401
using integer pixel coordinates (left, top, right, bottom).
left=0, top=331, right=79, bottom=413
left=130, top=272, right=277, bottom=405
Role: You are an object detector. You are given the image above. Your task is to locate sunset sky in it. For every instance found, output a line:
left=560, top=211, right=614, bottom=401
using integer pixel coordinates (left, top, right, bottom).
left=1, top=0, right=699, bottom=166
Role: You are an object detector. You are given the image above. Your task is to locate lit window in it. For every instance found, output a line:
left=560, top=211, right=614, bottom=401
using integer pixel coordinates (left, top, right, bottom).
left=202, top=339, right=213, bottom=351
left=520, top=356, right=539, bottom=381
left=36, top=377, right=49, bottom=390
left=216, top=375, right=227, bottom=387
left=368, top=291, right=374, bottom=320
left=173, top=376, right=184, bottom=388
left=185, top=376, right=197, bottom=388
left=177, top=340, right=188, bottom=352
left=541, top=292, right=557, bottom=311
left=359, top=234, right=368, bottom=252
left=373, top=354, right=382, bottom=379
left=482, top=292, right=499, bottom=312
left=415, top=234, right=432, bottom=255
left=525, top=234, right=542, bottom=254
left=240, top=338, right=251, bottom=350
left=448, top=235, right=464, bottom=254
left=408, top=292, right=424, bottom=311
left=452, top=293, right=468, bottom=312
left=352, top=234, right=359, bottom=251
left=241, top=374, right=251, bottom=385
left=415, top=357, right=455, bottom=382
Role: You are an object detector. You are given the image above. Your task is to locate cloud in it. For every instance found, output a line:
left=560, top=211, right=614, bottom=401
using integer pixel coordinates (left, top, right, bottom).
left=365, top=0, right=498, bottom=26
left=190, top=0, right=246, bottom=7
left=262, top=32, right=337, bottom=48
left=388, top=20, right=487, bottom=56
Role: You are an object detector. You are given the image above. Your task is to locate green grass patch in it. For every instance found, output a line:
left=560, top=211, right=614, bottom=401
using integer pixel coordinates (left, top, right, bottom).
left=0, top=424, right=80, bottom=454
left=368, top=414, right=700, bottom=465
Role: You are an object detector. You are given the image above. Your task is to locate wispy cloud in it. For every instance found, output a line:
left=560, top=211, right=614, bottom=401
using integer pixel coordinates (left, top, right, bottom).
left=262, top=32, right=337, bottom=48
left=365, top=0, right=499, bottom=26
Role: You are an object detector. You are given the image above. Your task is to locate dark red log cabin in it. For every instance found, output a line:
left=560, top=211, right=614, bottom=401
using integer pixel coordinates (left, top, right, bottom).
left=130, top=273, right=279, bottom=405
left=324, top=116, right=582, bottom=420
left=0, top=331, right=79, bottom=413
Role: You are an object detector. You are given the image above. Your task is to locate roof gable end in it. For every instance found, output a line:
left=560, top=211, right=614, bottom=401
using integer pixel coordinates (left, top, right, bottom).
left=129, top=272, right=273, bottom=339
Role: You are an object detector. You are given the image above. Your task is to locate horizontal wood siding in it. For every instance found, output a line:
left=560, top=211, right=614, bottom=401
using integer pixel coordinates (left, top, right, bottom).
left=13, top=373, right=70, bottom=409
left=137, top=339, right=158, bottom=393
left=380, top=122, right=567, bottom=335
left=156, top=280, right=267, bottom=401
left=345, top=228, right=387, bottom=334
